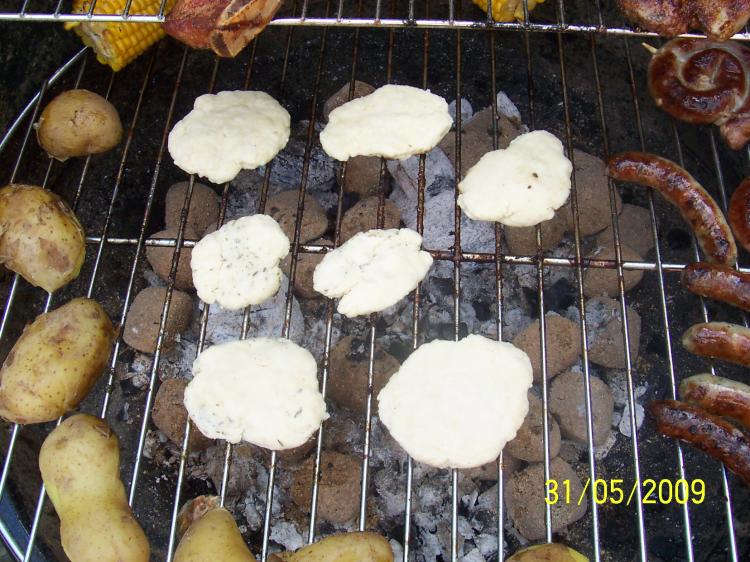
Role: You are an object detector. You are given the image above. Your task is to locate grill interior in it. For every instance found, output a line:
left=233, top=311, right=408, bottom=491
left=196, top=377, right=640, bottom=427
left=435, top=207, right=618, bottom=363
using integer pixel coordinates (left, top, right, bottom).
left=1, top=2, right=750, bottom=561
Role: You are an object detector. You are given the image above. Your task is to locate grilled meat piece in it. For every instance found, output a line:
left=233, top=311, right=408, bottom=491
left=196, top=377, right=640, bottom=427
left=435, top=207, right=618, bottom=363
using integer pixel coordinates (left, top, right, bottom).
left=607, top=152, right=737, bottom=265
left=618, top=0, right=750, bottom=41
left=682, top=321, right=750, bottom=367
left=682, top=262, right=750, bottom=311
left=729, top=176, right=750, bottom=253
left=649, top=38, right=750, bottom=149
left=649, top=400, right=750, bottom=486
left=679, top=374, right=750, bottom=429
left=164, top=0, right=282, bottom=57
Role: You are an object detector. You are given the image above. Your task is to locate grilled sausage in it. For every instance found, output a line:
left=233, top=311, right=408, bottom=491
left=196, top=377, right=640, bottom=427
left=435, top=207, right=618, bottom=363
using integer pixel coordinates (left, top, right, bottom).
left=647, top=39, right=750, bottom=149
left=728, top=177, right=750, bottom=254
left=681, top=262, right=750, bottom=311
left=682, top=322, right=750, bottom=366
left=608, top=152, right=737, bottom=265
left=649, top=400, right=750, bottom=486
left=680, top=374, right=750, bottom=428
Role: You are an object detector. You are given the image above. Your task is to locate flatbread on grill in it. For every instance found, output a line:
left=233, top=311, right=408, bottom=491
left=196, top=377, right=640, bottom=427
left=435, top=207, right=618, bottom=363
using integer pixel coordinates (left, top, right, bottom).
left=378, top=335, right=533, bottom=469
left=312, top=228, right=433, bottom=317
left=319, top=84, right=452, bottom=161
left=184, top=337, right=327, bottom=449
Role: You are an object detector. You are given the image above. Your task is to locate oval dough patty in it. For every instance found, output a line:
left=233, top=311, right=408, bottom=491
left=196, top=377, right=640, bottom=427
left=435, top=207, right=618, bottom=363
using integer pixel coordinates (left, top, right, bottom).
left=184, top=338, right=327, bottom=449
left=378, top=335, right=533, bottom=468
left=168, top=90, right=290, bottom=184
left=313, top=228, right=433, bottom=317
left=457, top=130, right=572, bottom=227
left=191, top=214, right=290, bottom=310
left=319, top=84, right=453, bottom=161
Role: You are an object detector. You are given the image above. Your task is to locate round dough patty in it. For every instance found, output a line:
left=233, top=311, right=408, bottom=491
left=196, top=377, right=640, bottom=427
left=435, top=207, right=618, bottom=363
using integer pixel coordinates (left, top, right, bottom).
left=313, top=228, right=432, bottom=317
left=184, top=338, right=327, bottom=449
left=191, top=214, right=290, bottom=310
left=319, top=84, right=452, bottom=161
left=378, top=335, right=533, bottom=468
left=168, top=90, right=290, bottom=184
left=457, top=130, right=572, bottom=227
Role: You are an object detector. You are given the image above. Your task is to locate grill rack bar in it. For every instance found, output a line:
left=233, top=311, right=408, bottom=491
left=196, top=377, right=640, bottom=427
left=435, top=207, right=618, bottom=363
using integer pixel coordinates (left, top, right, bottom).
left=0, top=20, right=748, bottom=562
left=4, top=0, right=750, bottom=43
left=0, top=12, right=740, bottom=40
left=557, top=31, right=602, bottom=562
left=77, top=236, right=750, bottom=274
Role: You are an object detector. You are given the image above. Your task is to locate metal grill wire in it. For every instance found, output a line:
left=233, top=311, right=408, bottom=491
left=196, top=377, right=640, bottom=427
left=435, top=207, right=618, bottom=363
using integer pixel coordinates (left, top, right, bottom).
left=5, top=0, right=750, bottom=40
left=0, top=9, right=747, bottom=562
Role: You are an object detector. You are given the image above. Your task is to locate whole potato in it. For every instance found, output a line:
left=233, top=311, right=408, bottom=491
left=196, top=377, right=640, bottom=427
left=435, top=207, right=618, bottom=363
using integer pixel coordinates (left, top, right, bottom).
left=507, top=544, right=588, bottom=561
left=269, top=532, right=393, bottom=562
left=36, top=89, right=122, bottom=160
left=0, top=184, right=85, bottom=292
left=39, top=414, right=150, bottom=562
left=0, top=298, right=115, bottom=424
left=175, top=495, right=257, bottom=562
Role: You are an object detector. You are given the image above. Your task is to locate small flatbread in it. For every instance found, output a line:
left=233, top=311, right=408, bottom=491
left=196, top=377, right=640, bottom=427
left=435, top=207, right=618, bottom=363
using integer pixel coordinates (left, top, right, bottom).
left=313, top=228, right=433, bottom=317
left=378, top=335, right=533, bottom=468
left=319, top=85, right=453, bottom=161
left=191, top=214, right=289, bottom=310
left=458, top=130, right=572, bottom=227
left=184, top=337, right=327, bottom=449
left=168, top=90, right=290, bottom=184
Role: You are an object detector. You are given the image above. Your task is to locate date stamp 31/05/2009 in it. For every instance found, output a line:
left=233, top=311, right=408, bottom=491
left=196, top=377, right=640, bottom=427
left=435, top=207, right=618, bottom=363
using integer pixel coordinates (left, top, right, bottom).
left=545, top=478, right=706, bottom=507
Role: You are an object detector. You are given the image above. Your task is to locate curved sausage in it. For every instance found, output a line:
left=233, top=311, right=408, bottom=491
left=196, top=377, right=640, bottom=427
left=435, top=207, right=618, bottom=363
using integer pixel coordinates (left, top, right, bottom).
left=649, top=400, right=750, bottom=486
left=679, top=374, right=750, bottom=428
left=682, top=322, right=750, bottom=366
left=608, top=153, right=737, bottom=265
left=648, top=39, right=748, bottom=125
left=681, top=262, right=750, bottom=311
left=728, top=177, right=750, bottom=254
left=647, top=39, right=750, bottom=150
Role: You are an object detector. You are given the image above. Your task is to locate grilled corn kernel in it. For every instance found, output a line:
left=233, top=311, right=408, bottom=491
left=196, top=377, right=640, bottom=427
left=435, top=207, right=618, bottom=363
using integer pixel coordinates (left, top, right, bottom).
left=65, top=0, right=173, bottom=72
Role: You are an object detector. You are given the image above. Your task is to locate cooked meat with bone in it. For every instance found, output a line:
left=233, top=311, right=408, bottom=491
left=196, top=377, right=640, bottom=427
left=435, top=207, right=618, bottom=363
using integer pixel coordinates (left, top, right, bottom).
left=648, top=38, right=750, bottom=149
left=164, top=0, right=282, bottom=58
left=618, top=0, right=750, bottom=41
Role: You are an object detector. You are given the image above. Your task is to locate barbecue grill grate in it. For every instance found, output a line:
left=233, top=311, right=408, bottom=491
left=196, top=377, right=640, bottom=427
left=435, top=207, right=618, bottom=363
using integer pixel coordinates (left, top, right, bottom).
left=0, top=4, right=749, bottom=562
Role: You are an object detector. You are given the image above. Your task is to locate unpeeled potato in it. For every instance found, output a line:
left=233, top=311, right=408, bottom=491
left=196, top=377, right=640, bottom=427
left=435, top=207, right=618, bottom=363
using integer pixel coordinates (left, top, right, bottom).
left=507, top=543, right=589, bottom=561
left=0, top=298, right=115, bottom=424
left=0, top=184, right=85, bottom=292
left=174, top=496, right=257, bottom=562
left=39, top=414, right=150, bottom=562
left=269, top=532, right=393, bottom=562
left=36, top=89, right=122, bottom=160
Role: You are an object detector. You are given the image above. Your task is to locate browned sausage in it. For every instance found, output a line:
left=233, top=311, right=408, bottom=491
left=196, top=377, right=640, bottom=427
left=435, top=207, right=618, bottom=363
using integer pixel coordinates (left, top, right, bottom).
left=681, top=262, right=750, bottom=311
left=682, top=322, right=750, bottom=367
left=647, top=39, right=750, bottom=150
left=649, top=400, right=750, bottom=486
left=728, top=177, right=750, bottom=254
left=679, top=374, right=750, bottom=428
left=608, top=152, right=737, bottom=265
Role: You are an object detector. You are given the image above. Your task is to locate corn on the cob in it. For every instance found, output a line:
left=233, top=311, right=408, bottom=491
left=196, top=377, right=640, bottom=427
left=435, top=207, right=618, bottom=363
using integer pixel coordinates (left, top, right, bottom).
left=65, top=0, right=174, bottom=72
left=472, top=0, right=545, bottom=22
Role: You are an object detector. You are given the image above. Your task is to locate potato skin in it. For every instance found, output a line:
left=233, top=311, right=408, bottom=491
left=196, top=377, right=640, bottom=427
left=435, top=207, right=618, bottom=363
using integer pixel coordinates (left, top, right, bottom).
left=0, top=184, right=85, bottom=292
left=0, top=298, right=115, bottom=424
left=36, top=89, right=122, bottom=160
left=507, top=544, right=588, bottom=561
left=174, top=496, right=257, bottom=562
left=270, top=532, right=393, bottom=562
left=39, top=414, right=150, bottom=562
